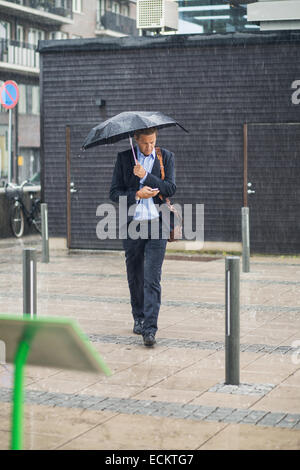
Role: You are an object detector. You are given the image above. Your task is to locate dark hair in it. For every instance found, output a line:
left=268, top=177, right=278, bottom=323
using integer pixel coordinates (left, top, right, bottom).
left=134, top=127, right=158, bottom=139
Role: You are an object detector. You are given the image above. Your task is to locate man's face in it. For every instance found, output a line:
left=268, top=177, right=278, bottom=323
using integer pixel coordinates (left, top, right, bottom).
left=135, top=132, right=157, bottom=156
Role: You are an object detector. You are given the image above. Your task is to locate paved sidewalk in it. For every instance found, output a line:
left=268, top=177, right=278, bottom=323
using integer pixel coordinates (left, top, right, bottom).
left=0, top=236, right=300, bottom=450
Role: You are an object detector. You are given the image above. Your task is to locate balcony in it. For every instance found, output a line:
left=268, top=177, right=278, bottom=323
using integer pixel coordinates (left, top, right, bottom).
left=96, top=10, right=139, bottom=37
left=0, top=0, right=73, bottom=25
left=0, top=38, right=39, bottom=75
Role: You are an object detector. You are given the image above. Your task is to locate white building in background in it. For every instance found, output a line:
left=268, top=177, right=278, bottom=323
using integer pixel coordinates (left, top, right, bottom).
left=0, top=0, right=298, bottom=183
left=0, top=0, right=138, bottom=184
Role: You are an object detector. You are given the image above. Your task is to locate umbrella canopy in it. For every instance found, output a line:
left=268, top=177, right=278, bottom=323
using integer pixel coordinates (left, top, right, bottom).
left=81, top=111, right=188, bottom=150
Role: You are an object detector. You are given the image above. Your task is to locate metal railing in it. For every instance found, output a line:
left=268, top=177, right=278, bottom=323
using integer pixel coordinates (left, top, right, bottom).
left=0, top=39, right=39, bottom=70
left=5, top=0, right=73, bottom=19
left=97, top=9, right=139, bottom=36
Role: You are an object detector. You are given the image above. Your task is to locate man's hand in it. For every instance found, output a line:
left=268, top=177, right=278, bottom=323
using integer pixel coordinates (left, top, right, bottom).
left=136, top=186, right=160, bottom=200
left=134, top=163, right=146, bottom=179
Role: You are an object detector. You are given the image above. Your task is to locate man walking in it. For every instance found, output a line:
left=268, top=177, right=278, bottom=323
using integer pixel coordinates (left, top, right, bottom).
left=109, top=127, right=176, bottom=346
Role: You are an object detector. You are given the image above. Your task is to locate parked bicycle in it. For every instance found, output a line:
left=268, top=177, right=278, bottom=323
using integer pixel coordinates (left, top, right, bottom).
left=5, top=180, right=41, bottom=238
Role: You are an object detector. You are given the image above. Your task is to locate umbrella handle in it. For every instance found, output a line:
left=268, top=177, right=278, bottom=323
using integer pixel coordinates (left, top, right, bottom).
left=129, top=137, right=138, bottom=165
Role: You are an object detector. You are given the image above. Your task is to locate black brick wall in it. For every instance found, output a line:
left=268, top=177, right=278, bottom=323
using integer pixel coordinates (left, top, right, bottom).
left=39, top=33, right=300, bottom=253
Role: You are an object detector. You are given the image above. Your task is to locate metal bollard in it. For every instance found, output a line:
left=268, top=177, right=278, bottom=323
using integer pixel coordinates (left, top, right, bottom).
left=241, top=207, right=250, bottom=273
left=0, top=340, right=5, bottom=364
left=225, top=256, right=240, bottom=385
left=41, top=203, right=49, bottom=263
left=23, top=249, right=37, bottom=317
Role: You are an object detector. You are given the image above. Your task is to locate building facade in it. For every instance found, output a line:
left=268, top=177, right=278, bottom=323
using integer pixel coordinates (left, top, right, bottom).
left=2, top=1, right=295, bottom=186
left=38, top=32, right=300, bottom=254
left=0, top=0, right=138, bottom=186
left=177, top=0, right=257, bottom=35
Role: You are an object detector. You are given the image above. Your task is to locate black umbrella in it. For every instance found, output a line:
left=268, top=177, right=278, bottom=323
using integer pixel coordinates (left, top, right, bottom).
left=81, top=111, right=188, bottom=163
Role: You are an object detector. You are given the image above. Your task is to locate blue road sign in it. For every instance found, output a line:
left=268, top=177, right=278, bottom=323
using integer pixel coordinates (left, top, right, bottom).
left=0, top=81, right=19, bottom=110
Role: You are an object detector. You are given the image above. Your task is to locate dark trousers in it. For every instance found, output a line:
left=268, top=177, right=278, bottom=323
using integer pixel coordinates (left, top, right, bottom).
left=122, top=220, right=167, bottom=336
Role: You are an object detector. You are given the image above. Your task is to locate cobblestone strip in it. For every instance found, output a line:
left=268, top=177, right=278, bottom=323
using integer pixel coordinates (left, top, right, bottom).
left=87, top=333, right=297, bottom=356
left=0, top=387, right=300, bottom=430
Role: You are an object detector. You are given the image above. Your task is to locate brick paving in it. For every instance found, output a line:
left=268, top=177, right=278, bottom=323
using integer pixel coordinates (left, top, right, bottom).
left=1, top=386, right=299, bottom=429
left=0, top=235, right=300, bottom=449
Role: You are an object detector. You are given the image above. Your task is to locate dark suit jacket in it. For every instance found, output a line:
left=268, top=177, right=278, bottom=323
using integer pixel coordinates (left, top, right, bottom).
left=109, top=146, right=176, bottom=223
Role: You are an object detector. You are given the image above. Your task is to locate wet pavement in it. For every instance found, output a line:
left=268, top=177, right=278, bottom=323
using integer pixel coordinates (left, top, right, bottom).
left=0, top=235, right=300, bottom=450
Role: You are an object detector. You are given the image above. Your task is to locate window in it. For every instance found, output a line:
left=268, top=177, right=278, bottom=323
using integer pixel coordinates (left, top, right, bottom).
left=112, top=1, right=120, bottom=14
left=28, top=29, right=45, bottom=47
left=177, top=1, right=253, bottom=35
left=31, top=86, right=40, bottom=116
left=18, top=84, right=27, bottom=115
left=55, top=0, right=69, bottom=7
left=121, top=5, right=129, bottom=17
left=18, top=84, right=40, bottom=116
left=50, top=31, right=68, bottom=40
left=0, top=21, right=11, bottom=40
left=0, top=124, right=8, bottom=180
left=17, top=25, right=24, bottom=45
left=98, top=0, right=105, bottom=17
left=18, top=148, right=40, bottom=183
left=72, top=0, right=82, bottom=13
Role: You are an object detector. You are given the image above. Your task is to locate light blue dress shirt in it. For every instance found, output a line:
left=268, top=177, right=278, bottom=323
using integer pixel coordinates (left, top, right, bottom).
left=134, top=147, right=159, bottom=221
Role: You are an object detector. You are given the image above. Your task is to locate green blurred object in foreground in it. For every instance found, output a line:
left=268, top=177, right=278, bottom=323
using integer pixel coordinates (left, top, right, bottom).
left=0, top=315, right=111, bottom=450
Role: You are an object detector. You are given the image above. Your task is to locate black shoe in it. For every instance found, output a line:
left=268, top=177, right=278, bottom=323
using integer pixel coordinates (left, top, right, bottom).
left=143, top=333, right=156, bottom=347
left=133, top=319, right=144, bottom=335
